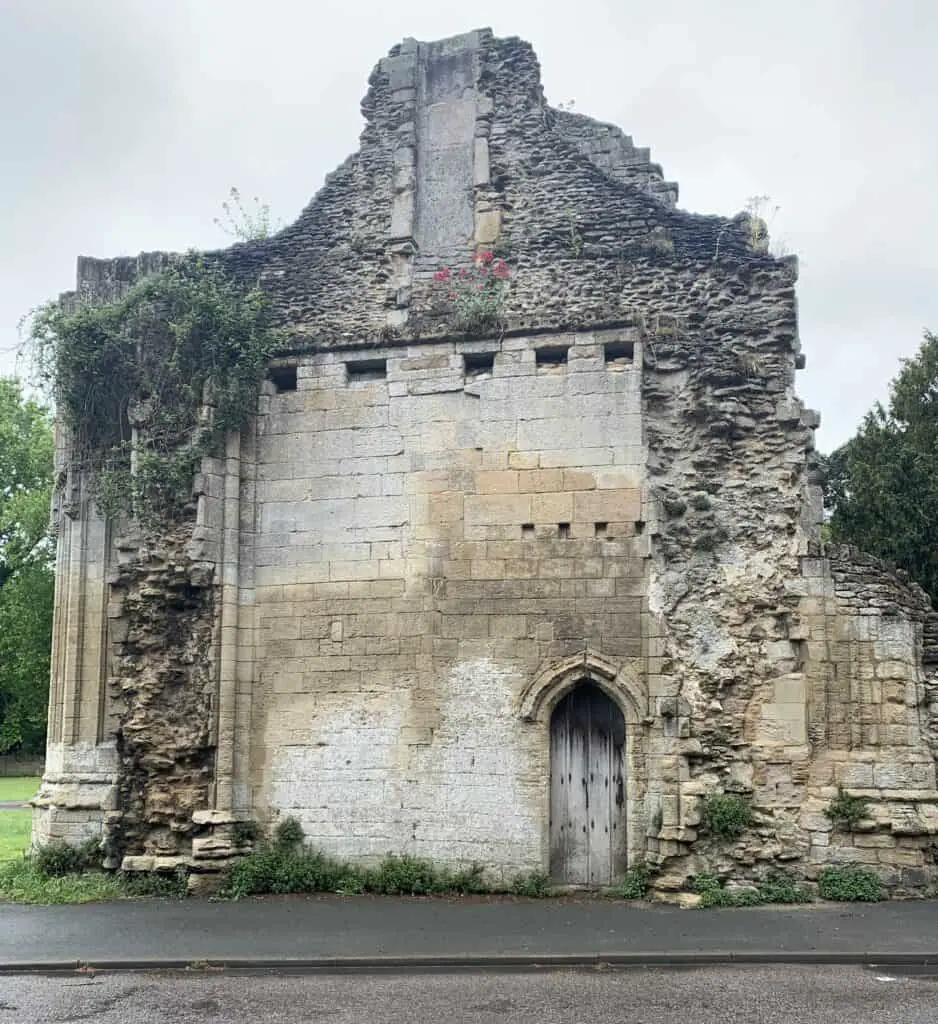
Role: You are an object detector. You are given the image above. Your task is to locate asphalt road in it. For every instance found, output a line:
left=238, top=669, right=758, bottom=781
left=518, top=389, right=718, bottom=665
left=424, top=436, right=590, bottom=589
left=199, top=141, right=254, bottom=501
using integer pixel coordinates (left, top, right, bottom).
left=2, top=896, right=938, bottom=967
left=2, top=965, right=938, bottom=1023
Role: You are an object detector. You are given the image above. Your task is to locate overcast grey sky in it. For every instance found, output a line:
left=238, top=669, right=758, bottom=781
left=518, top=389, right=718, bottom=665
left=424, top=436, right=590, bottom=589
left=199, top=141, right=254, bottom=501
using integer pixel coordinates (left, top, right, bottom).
left=1, top=0, right=935, bottom=451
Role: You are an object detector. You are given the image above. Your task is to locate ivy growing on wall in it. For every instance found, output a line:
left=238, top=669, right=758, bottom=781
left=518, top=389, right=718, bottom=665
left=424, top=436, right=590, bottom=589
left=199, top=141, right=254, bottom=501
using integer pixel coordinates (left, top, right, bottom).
left=26, top=252, right=278, bottom=524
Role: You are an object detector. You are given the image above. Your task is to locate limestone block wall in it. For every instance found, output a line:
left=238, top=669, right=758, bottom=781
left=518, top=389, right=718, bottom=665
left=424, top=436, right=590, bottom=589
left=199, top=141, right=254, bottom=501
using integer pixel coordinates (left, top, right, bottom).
left=793, top=553, right=938, bottom=889
left=242, top=327, right=666, bottom=877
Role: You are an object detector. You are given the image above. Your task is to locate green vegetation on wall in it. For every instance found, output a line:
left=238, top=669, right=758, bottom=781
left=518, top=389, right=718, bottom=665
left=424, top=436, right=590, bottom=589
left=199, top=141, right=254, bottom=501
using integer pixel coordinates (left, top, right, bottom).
left=26, top=252, right=278, bottom=525
left=824, top=788, right=870, bottom=832
left=702, top=794, right=753, bottom=841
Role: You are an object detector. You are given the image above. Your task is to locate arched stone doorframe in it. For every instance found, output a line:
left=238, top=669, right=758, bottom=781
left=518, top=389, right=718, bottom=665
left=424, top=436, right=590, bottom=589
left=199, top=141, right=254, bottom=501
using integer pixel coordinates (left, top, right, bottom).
left=517, top=649, right=650, bottom=877
left=518, top=649, right=649, bottom=726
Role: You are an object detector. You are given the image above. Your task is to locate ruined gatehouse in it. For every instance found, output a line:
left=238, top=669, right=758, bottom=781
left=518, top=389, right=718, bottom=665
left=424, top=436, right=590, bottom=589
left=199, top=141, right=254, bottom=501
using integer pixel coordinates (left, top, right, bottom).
left=35, top=29, right=938, bottom=895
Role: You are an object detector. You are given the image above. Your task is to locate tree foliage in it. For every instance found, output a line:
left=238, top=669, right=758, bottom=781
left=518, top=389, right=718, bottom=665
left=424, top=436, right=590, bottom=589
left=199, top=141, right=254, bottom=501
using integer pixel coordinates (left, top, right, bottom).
left=0, top=379, right=54, bottom=754
left=825, top=330, right=938, bottom=605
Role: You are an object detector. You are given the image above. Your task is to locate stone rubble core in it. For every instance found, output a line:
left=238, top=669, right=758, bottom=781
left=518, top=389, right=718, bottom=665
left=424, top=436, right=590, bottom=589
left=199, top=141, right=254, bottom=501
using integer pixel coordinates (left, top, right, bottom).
left=35, top=28, right=938, bottom=896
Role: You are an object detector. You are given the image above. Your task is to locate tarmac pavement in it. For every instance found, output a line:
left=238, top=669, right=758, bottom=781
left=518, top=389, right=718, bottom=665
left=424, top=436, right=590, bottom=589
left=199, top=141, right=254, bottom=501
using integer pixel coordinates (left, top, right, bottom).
left=1, top=895, right=937, bottom=971
left=5, top=964, right=938, bottom=1024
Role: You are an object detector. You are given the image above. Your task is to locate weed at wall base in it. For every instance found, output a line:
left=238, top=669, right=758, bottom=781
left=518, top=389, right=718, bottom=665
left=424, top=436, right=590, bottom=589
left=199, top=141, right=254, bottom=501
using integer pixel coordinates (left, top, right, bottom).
left=31, top=838, right=102, bottom=877
left=817, top=866, right=883, bottom=902
left=603, top=863, right=651, bottom=900
left=693, top=873, right=812, bottom=908
left=0, top=856, right=188, bottom=904
left=221, top=845, right=498, bottom=900
left=272, top=815, right=304, bottom=849
left=510, top=871, right=551, bottom=898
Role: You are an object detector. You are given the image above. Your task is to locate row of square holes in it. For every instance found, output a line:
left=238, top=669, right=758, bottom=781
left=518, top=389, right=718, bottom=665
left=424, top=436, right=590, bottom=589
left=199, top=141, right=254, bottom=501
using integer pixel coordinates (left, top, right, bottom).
left=268, top=342, right=635, bottom=393
left=524, top=522, right=645, bottom=538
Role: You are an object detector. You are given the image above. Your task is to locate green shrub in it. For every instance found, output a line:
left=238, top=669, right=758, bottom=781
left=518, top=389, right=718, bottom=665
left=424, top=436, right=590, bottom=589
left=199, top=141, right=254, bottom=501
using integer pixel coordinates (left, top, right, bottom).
left=663, top=498, right=687, bottom=518
left=222, top=845, right=495, bottom=900
left=694, top=873, right=741, bottom=907
left=368, top=854, right=452, bottom=896
left=694, top=872, right=813, bottom=908
left=122, top=866, right=189, bottom=899
left=703, top=794, right=753, bottom=841
left=231, top=820, right=261, bottom=847
left=448, top=862, right=489, bottom=895
left=824, top=788, right=870, bottom=831
left=222, top=845, right=348, bottom=899
left=334, top=872, right=366, bottom=895
left=689, top=493, right=712, bottom=512
left=273, top=816, right=305, bottom=848
left=510, top=870, right=552, bottom=898
left=818, top=866, right=883, bottom=902
left=756, top=874, right=812, bottom=904
left=607, top=863, right=651, bottom=900
left=32, top=838, right=101, bottom=878
left=694, top=527, right=730, bottom=551
left=693, top=874, right=725, bottom=905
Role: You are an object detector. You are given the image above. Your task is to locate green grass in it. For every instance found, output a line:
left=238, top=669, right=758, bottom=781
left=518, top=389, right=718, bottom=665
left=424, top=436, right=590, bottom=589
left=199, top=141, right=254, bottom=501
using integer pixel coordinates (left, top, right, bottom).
left=0, top=776, right=39, bottom=802
left=0, top=858, right=127, bottom=903
left=0, top=778, right=39, bottom=863
left=0, top=809, right=32, bottom=862
left=0, top=855, right=190, bottom=904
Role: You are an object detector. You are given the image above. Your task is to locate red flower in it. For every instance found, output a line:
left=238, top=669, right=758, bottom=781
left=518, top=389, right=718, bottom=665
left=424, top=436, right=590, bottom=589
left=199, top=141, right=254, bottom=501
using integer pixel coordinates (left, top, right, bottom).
left=433, top=268, right=452, bottom=282
left=458, top=268, right=470, bottom=280
left=493, top=260, right=510, bottom=279
left=476, top=250, right=494, bottom=264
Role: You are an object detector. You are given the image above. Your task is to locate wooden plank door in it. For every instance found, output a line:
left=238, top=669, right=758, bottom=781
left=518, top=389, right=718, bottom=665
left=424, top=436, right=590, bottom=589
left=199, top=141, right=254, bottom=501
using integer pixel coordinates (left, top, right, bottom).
left=549, top=683, right=626, bottom=885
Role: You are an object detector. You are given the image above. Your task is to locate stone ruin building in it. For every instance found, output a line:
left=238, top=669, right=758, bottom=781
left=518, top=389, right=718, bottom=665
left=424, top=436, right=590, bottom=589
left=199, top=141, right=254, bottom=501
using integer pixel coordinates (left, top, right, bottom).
left=34, top=29, right=938, bottom=896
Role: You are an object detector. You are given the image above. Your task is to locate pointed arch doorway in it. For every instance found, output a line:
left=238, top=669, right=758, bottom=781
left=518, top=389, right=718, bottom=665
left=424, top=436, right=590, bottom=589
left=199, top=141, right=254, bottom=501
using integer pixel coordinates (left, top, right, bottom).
left=549, top=681, right=627, bottom=885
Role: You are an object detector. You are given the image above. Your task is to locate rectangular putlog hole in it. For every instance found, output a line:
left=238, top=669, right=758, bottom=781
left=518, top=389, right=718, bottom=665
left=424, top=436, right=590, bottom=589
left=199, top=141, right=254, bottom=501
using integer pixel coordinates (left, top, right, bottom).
left=557, top=522, right=571, bottom=539
left=535, top=346, right=568, bottom=369
left=604, top=341, right=635, bottom=365
left=268, top=365, right=298, bottom=392
left=464, top=352, right=496, bottom=379
left=521, top=523, right=536, bottom=539
left=346, top=358, right=387, bottom=383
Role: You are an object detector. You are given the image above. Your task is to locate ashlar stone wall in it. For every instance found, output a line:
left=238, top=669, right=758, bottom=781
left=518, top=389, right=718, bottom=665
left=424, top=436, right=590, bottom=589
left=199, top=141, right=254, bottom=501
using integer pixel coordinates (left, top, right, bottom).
left=241, top=328, right=658, bottom=877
